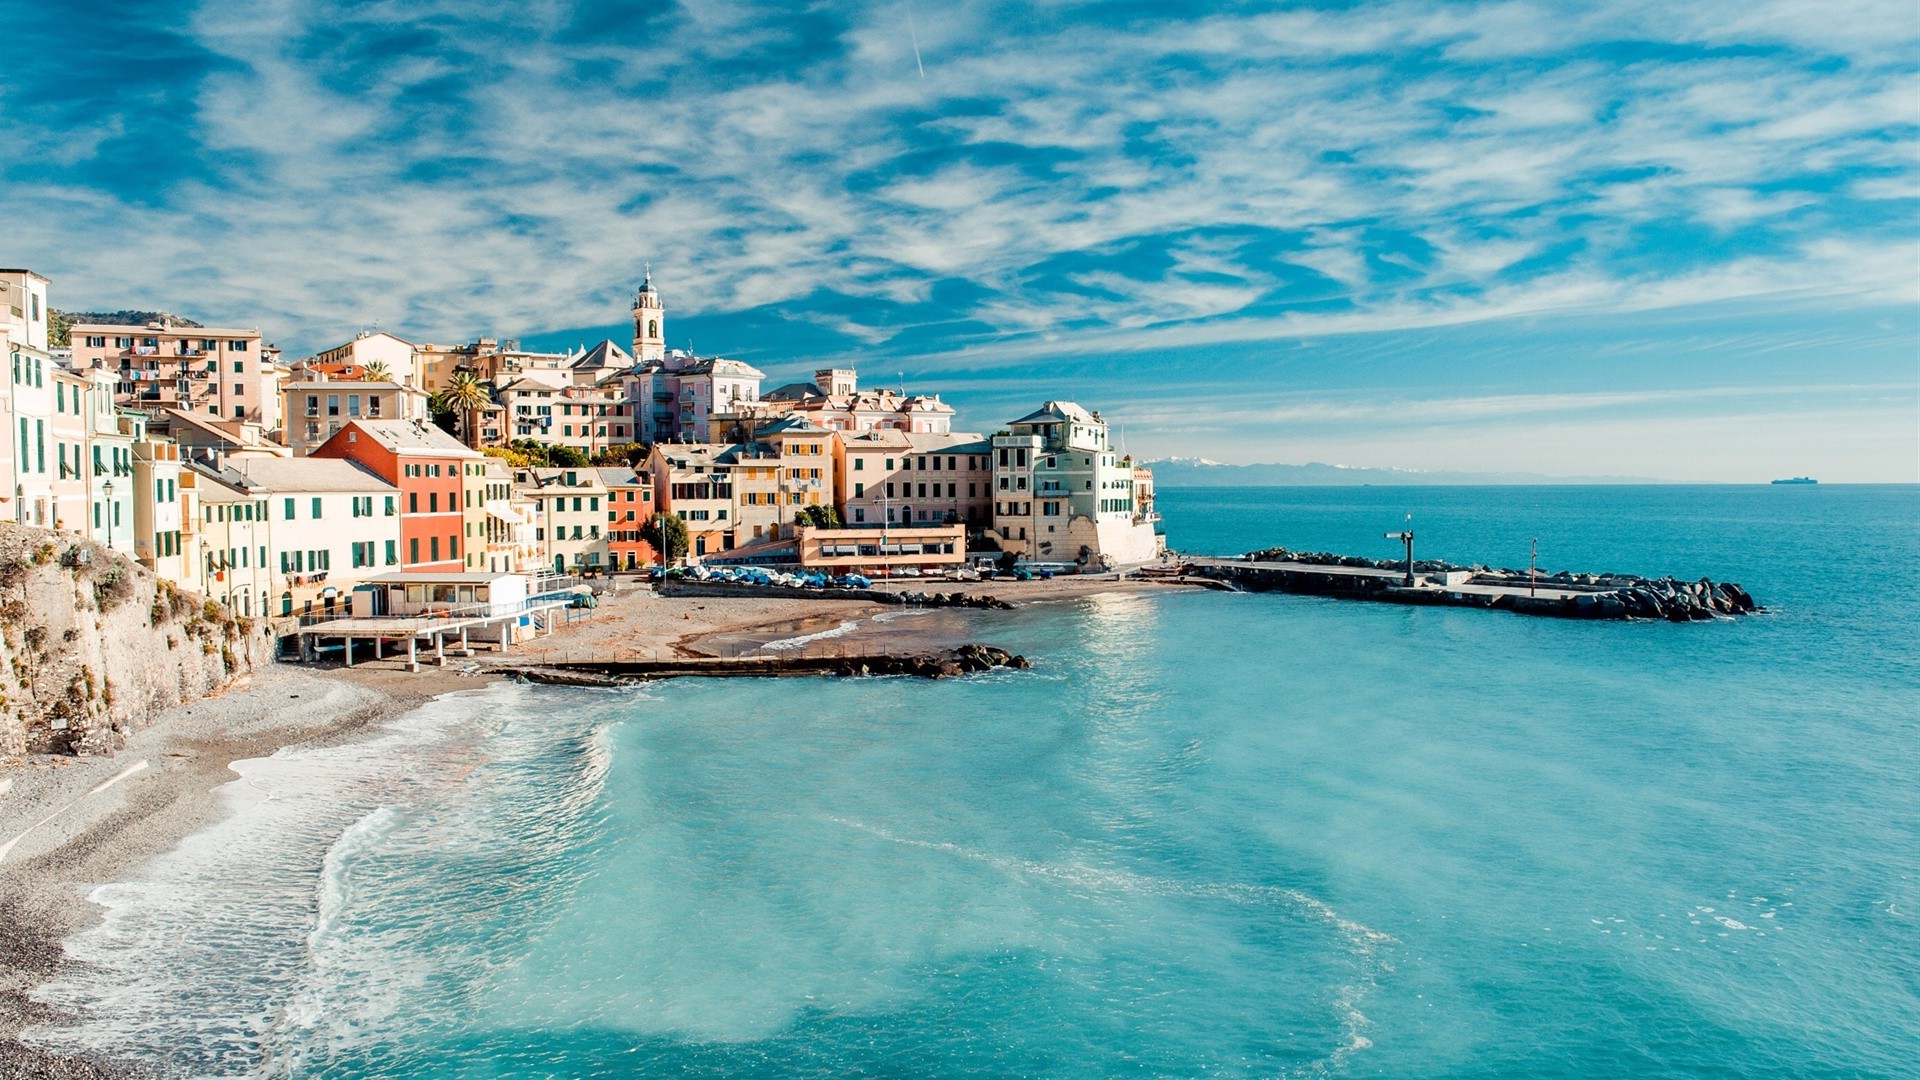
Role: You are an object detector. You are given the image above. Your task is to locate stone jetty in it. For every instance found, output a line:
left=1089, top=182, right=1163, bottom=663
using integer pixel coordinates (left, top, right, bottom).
left=1184, top=549, right=1760, bottom=622
left=502, top=643, right=1033, bottom=686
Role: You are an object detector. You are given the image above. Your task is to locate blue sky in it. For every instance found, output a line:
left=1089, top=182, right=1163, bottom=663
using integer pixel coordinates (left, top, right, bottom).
left=4, top=0, right=1915, bottom=480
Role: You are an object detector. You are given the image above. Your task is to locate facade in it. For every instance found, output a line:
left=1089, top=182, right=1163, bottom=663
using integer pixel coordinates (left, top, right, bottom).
left=476, top=457, right=535, bottom=573
left=644, top=443, right=736, bottom=559
left=132, top=430, right=190, bottom=586
left=83, top=370, right=137, bottom=555
left=0, top=269, right=54, bottom=525
left=625, top=351, right=765, bottom=445
left=496, top=369, right=634, bottom=452
left=190, top=466, right=274, bottom=617
left=516, top=467, right=610, bottom=574
left=836, top=429, right=991, bottom=531
left=281, top=377, right=431, bottom=455
left=3, top=270, right=56, bottom=527
left=69, top=320, right=283, bottom=428
left=217, top=456, right=403, bottom=616
left=990, top=402, right=1162, bottom=567
left=309, top=419, right=483, bottom=572
left=597, top=467, right=658, bottom=569
left=49, top=367, right=90, bottom=534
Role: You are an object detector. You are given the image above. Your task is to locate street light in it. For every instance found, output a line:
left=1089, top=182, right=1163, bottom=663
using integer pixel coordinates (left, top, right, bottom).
left=1383, top=515, right=1414, bottom=585
left=103, top=480, right=115, bottom=551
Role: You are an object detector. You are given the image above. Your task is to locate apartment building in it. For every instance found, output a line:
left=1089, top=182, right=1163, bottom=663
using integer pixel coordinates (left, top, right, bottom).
left=310, top=419, right=483, bottom=572
left=476, top=457, right=535, bottom=573
left=305, top=331, right=419, bottom=385
left=991, top=401, right=1161, bottom=567
left=836, top=429, right=991, bottom=531
left=69, top=319, right=283, bottom=428
left=644, top=443, right=737, bottom=559
left=83, top=369, right=137, bottom=555
left=133, top=430, right=191, bottom=587
left=516, top=467, right=610, bottom=574
left=190, top=466, right=274, bottom=617
left=593, top=467, right=657, bottom=570
left=218, top=456, right=403, bottom=616
left=281, top=377, right=431, bottom=455
left=496, top=369, right=634, bottom=452
left=2, top=269, right=55, bottom=528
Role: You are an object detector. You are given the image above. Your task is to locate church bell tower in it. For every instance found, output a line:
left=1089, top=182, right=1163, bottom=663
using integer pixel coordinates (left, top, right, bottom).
left=631, top=269, right=665, bottom=363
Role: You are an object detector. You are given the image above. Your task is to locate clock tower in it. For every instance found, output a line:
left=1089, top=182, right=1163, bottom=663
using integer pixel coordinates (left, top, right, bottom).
left=631, top=270, right=665, bottom=363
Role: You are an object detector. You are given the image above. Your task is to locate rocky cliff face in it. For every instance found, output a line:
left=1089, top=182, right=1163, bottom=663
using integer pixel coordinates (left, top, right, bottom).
left=0, top=524, right=271, bottom=758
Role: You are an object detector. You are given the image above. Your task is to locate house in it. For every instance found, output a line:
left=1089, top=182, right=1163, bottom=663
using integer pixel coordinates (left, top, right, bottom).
left=132, top=428, right=192, bottom=588
left=189, top=464, right=274, bottom=618
left=304, top=331, right=420, bottom=387
left=149, top=408, right=290, bottom=468
left=835, top=429, right=991, bottom=532
left=309, top=419, right=484, bottom=572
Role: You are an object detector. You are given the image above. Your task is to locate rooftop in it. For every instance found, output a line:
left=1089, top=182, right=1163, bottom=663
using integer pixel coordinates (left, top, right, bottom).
left=328, top=418, right=479, bottom=458
left=219, top=456, right=399, bottom=493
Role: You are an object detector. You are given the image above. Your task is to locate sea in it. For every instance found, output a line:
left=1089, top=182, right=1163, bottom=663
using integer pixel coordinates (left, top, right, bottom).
left=27, top=485, right=1920, bottom=1078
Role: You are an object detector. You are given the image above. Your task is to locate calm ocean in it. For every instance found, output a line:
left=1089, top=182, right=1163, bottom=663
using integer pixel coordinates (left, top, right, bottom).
left=31, top=485, right=1920, bottom=1078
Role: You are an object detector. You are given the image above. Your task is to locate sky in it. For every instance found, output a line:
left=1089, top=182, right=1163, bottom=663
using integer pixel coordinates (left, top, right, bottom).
left=3, top=0, right=1916, bottom=481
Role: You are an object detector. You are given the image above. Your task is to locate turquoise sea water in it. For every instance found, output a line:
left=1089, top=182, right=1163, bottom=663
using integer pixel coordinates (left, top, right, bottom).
left=31, top=485, right=1920, bottom=1078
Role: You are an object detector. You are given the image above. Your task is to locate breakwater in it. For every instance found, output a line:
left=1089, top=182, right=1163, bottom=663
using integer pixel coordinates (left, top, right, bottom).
left=1187, top=549, right=1759, bottom=622
left=502, top=643, right=1033, bottom=686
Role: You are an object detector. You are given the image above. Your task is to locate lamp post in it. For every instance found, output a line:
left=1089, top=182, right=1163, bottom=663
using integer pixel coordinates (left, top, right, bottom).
left=1384, top=515, right=1414, bottom=585
left=103, top=480, right=115, bottom=551
left=1529, top=538, right=1539, bottom=598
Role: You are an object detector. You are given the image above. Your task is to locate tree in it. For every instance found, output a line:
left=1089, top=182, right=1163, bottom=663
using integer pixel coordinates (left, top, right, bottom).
left=795, top=504, right=841, bottom=529
left=545, top=443, right=590, bottom=469
left=360, top=360, right=391, bottom=382
left=436, top=372, right=494, bottom=448
left=641, top=511, right=689, bottom=563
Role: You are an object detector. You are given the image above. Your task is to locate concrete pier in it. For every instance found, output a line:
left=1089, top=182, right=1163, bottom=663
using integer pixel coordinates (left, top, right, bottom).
left=1184, top=557, right=1758, bottom=621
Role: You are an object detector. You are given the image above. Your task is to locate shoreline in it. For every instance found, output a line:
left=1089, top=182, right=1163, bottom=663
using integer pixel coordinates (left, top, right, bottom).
left=0, top=574, right=1191, bottom=1075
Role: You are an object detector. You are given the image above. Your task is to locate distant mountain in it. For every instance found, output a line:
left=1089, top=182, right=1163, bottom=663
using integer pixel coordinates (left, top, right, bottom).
left=1143, top=457, right=1664, bottom=486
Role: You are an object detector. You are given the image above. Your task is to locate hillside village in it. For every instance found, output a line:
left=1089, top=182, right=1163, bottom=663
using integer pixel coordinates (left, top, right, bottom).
left=0, top=267, right=1162, bottom=625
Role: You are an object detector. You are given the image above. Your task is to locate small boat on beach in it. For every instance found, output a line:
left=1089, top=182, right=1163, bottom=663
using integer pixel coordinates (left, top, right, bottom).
left=1771, top=477, right=1818, bottom=485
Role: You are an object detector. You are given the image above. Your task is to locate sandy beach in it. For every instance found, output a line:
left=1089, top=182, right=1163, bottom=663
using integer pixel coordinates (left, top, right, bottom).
left=0, top=573, right=1191, bottom=1076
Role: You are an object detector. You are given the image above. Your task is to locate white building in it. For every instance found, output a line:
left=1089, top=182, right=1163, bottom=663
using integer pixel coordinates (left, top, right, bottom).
left=991, top=401, right=1161, bottom=568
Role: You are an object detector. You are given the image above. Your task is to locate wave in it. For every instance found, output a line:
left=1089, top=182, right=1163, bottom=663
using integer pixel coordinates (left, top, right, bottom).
left=826, top=816, right=1394, bottom=1077
left=26, top=682, right=620, bottom=1078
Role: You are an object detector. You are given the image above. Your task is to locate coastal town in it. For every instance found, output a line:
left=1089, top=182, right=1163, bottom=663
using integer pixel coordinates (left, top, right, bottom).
left=0, top=267, right=1166, bottom=629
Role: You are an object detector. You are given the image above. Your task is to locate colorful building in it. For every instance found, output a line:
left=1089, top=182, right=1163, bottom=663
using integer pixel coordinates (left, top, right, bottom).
left=69, top=319, right=283, bottom=429
left=597, top=467, right=659, bottom=569
left=310, top=419, right=483, bottom=572
left=281, top=377, right=431, bottom=455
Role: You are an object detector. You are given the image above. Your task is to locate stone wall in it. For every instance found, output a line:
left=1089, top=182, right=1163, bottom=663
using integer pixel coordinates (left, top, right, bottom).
left=0, top=524, right=273, bottom=758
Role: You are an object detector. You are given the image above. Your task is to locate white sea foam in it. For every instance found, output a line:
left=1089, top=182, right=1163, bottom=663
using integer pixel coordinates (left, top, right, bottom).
left=759, top=619, right=860, bottom=651
left=24, top=681, right=599, bottom=1076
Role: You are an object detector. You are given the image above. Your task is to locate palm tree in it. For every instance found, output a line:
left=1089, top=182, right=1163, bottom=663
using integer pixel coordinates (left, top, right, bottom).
left=439, top=371, right=493, bottom=448
left=360, top=360, right=391, bottom=382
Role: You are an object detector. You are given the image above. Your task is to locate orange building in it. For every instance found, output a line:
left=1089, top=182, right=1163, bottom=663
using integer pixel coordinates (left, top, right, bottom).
left=597, top=467, right=659, bottom=569
left=311, top=419, right=482, bottom=572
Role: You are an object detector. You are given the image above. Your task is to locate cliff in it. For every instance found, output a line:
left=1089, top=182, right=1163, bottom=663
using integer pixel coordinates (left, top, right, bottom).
left=0, top=524, right=271, bottom=758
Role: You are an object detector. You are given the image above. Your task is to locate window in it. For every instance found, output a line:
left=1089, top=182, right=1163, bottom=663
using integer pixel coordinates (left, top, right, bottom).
left=327, top=395, right=340, bottom=416
left=384, top=496, right=396, bottom=516
left=284, top=497, right=296, bottom=519
left=234, top=383, right=245, bottom=396
left=312, top=497, right=323, bottom=518
left=409, top=492, right=418, bottom=513
left=854, top=482, right=864, bottom=497
left=410, top=538, right=420, bottom=563
left=429, top=492, right=438, bottom=513
left=386, top=540, right=398, bottom=565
